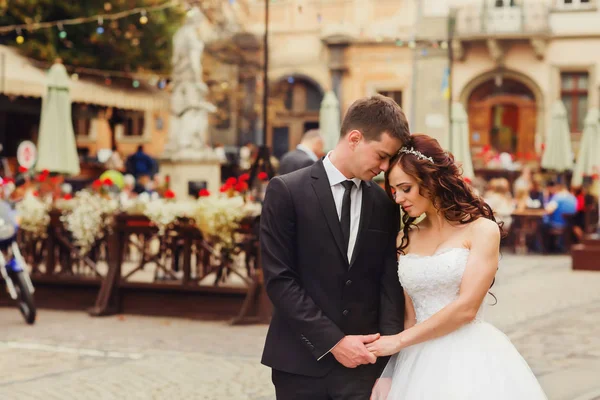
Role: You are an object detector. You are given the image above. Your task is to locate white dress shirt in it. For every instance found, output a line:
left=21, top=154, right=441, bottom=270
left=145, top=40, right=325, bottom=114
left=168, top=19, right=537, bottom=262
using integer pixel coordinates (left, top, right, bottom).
left=322, top=152, right=362, bottom=262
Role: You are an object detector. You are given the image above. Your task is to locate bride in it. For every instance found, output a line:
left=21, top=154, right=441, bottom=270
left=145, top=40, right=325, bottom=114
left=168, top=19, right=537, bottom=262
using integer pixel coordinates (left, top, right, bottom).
left=368, top=134, right=547, bottom=399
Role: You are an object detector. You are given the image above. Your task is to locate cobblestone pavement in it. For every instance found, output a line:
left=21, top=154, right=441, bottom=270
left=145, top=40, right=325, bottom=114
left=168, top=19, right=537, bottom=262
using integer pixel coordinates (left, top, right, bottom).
left=0, top=254, right=599, bottom=400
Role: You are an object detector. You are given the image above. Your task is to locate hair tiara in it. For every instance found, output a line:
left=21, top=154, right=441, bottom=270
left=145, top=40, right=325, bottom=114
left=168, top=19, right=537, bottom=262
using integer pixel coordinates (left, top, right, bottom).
left=398, top=146, right=434, bottom=164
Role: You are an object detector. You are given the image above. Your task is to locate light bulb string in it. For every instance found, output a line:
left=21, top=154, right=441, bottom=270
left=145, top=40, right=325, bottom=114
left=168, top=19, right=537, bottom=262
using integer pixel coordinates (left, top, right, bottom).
left=0, top=0, right=177, bottom=35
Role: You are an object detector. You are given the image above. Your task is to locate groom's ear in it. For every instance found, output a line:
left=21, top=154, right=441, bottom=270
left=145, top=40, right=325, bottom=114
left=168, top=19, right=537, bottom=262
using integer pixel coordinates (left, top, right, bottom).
left=347, top=130, right=363, bottom=149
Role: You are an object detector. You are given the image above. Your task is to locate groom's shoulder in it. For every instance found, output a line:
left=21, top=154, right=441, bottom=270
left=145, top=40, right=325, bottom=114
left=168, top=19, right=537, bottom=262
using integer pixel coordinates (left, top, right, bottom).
left=278, top=163, right=316, bottom=185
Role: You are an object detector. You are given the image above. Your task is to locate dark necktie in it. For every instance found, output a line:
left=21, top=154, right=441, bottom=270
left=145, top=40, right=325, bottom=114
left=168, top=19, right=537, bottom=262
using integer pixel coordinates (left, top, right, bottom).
left=340, top=180, right=354, bottom=256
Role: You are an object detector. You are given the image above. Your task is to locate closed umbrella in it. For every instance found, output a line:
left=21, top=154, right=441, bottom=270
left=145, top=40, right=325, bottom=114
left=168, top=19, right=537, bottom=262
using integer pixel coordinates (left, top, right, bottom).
left=572, top=108, right=600, bottom=187
left=319, top=91, right=341, bottom=153
left=541, top=101, right=573, bottom=174
left=35, top=62, right=80, bottom=176
left=449, top=102, right=475, bottom=179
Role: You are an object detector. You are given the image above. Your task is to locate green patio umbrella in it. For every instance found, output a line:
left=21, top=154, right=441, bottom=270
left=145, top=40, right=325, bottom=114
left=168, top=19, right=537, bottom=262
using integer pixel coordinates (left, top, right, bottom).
left=319, top=91, right=341, bottom=153
left=35, top=62, right=81, bottom=176
left=449, top=102, right=474, bottom=179
left=572, top=108, right=600, bottom=187
left=541, top=101, right=573, bottom=174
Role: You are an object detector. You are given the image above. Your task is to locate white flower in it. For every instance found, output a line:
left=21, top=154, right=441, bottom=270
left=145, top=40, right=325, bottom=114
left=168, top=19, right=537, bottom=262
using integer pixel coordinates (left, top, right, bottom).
left=61, top=183, right=73, bottom=194
left=61, top=191, right=119, bottom=254
left=16, top=193, right=50, bottom=238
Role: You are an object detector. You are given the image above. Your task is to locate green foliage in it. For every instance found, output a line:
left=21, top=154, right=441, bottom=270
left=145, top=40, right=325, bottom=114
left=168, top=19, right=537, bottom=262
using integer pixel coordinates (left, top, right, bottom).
left=0, top=0, right=185, bottom=74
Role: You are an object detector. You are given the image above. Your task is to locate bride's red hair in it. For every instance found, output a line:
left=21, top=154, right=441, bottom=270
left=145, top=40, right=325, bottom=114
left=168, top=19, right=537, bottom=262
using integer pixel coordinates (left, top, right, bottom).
left=384, top=134, right=506, bottom=254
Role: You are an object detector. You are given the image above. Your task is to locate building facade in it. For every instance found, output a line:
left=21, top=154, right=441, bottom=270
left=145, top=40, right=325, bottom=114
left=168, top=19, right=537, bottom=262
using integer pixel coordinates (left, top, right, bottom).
left=244, top=0, right=600, bottom=164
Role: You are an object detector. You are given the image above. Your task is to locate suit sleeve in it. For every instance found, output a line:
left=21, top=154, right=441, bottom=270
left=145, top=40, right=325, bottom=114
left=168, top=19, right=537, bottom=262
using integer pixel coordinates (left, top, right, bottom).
left=260, top=176, right=345, bottom=359
left=379, top=205, right=405, bottom=335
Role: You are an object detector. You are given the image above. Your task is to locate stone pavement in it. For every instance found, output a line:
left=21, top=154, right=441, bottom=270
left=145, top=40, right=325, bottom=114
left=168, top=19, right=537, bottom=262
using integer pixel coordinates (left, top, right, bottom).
left=0, top=253, right=599, bottom=400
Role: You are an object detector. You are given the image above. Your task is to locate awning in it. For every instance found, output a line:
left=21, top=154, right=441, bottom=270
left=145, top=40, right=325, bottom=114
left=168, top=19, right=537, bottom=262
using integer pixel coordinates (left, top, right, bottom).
left=0, top=45, right=168, bottom=111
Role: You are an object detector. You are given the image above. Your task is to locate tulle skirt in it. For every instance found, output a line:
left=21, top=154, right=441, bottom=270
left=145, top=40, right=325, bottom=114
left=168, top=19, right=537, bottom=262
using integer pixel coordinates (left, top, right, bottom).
left=372, top=321, right=547, bottom=399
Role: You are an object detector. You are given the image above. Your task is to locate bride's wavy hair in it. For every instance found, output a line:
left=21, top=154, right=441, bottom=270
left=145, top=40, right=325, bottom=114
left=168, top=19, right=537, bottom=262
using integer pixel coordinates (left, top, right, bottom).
left=384, top=134, right=506, bottom=255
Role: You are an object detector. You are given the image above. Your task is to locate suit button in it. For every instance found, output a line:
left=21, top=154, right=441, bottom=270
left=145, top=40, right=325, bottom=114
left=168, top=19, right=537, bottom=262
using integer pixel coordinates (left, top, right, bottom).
left=345, top=280, right=352, bottom=286
left=343, top=309, right=349, bottom=316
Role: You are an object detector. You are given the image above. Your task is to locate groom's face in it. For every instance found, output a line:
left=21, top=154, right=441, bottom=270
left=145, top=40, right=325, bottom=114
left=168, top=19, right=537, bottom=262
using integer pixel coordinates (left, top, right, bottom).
left=349, top=131, right=402, bottom=180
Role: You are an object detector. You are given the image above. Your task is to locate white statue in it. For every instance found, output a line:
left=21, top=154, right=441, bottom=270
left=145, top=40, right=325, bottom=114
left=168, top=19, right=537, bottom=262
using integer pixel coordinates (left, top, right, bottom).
left=164, top=7, right=217, bottom=160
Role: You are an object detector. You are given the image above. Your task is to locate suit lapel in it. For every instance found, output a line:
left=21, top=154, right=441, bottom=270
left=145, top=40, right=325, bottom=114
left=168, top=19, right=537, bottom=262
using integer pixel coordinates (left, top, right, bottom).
left=311, top=162, right=347, bottom=264
left=349, top=181, right=373, bottom=269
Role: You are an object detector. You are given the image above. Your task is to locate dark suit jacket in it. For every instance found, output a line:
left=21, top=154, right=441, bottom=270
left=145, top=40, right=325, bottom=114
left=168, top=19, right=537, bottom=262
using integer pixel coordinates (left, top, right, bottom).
left=277, top=149, right=316, bottom=175
left=260, top=160, right=405, bottom=378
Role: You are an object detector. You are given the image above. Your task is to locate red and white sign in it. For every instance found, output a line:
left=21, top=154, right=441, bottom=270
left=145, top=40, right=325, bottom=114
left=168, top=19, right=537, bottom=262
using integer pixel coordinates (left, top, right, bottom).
left=17, top=140, right=37, bottom=170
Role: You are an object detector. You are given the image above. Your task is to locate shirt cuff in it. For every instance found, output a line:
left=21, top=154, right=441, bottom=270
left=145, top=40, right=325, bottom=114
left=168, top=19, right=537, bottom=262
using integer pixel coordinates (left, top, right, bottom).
left=317, top=337, right=344, bottom=361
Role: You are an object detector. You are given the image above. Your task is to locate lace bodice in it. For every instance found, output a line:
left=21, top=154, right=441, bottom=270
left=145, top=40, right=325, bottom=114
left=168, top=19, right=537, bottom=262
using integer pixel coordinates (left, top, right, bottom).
left=398, top=247, right=485, bottom=323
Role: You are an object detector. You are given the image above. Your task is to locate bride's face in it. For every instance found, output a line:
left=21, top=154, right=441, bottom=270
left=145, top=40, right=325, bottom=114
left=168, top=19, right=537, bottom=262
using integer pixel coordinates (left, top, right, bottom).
left=388, top=163, right=432, bottom=218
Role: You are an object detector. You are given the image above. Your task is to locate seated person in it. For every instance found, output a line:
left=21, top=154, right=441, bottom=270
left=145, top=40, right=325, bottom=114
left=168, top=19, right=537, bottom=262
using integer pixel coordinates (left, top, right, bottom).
left=541, top=182, right=577, bottom=251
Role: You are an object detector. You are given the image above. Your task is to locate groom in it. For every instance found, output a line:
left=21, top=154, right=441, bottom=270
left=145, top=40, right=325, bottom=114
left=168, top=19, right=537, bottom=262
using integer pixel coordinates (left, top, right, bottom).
left=260, top=95, right=410, bottom=399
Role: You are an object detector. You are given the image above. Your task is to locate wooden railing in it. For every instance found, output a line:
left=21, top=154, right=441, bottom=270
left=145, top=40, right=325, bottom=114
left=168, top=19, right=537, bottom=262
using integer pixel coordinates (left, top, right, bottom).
left=16, top=211, right=269, bottom=323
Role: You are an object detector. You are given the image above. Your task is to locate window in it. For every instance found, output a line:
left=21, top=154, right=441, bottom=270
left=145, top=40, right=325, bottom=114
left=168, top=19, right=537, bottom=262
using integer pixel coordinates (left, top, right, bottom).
left=72, top=103, right=98, bottom=136
left=378, top=90, right=403, bottom=107
left=561, top=72, right=588, bottom=132
left=494, top=0, right=516, bottom=7
left=556, top=0, right=594, bottom=9
left=123, top=110, right=145, bottom=137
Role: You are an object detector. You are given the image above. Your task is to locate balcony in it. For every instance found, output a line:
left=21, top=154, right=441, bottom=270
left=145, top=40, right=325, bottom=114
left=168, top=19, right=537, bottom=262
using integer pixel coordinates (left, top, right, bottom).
left=454, top=4, right=550, bottom=39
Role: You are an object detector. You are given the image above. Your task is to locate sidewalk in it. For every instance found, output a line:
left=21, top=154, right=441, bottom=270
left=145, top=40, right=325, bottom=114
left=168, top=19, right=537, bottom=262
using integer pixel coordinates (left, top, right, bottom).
left=0, top=253, right=598, bottom=399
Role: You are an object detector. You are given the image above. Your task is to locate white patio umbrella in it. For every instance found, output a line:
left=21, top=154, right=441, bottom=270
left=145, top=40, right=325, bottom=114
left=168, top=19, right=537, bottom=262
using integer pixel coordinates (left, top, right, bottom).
left=319, top=91, right=341, bottom=152
left=572, top=108, right=600, bottom=187
left=449, top=102, right=475, bottom=179
left=541, top=101, right=573, bottom=174
left=35, top=62, right=80, bottom=175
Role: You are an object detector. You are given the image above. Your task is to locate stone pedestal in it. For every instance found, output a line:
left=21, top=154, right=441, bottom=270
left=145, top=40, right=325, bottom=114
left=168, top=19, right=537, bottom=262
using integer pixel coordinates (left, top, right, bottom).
left=159, top=157, right=221, bottom=198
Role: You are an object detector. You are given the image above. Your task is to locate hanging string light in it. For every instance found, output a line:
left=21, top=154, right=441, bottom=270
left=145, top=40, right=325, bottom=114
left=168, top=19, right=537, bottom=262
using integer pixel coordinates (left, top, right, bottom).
left=16, top=28, right=24, bottom=44
left=58, top=23, right=67, bottom=39
left=96, top=17, right=104, bottom=34
left=139, top=10, right=148, bottom=25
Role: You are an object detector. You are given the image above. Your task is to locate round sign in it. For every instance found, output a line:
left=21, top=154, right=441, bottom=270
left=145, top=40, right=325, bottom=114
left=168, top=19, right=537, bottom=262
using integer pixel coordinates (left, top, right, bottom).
left=17, top=140, right=37, bottom=170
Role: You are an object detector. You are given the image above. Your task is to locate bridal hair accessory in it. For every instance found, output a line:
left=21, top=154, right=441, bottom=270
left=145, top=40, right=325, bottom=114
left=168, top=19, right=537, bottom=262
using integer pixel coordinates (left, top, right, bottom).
left=398, top=147, right=435, bottom=164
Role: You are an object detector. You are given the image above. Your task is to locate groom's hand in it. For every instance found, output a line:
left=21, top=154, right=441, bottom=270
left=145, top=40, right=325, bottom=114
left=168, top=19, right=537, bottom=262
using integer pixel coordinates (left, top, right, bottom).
left=331, top=333, right=380, bottom=368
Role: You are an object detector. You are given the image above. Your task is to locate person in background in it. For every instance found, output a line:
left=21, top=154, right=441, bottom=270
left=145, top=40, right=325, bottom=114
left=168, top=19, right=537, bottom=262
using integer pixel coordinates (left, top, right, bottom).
left=483, top=178, right=515, bottom=230
left=541, top=181, right=577, bottom=252
left=277, top=129, right=325, bottom=175
left=513, top=166, right=532, bottom=194
left=126, top=145, right=157, bottom=179
left=105, top=145, right=125, bottom=172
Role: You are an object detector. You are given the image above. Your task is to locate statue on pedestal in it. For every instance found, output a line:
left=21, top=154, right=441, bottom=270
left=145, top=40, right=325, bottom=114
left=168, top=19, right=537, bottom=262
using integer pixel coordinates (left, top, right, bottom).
left=164, top=7, right=217, bottom=160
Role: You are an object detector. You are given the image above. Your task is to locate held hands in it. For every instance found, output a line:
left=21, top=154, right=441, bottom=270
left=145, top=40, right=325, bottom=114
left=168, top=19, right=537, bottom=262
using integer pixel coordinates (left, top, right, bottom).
left=331, top=334, right=380, bottom=368
left=365, top=335, right=402, bottom=357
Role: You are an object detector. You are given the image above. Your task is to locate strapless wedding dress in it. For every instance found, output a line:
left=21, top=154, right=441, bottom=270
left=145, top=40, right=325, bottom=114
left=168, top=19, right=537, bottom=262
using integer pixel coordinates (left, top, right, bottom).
left=373, top=247, right=547, bottom=399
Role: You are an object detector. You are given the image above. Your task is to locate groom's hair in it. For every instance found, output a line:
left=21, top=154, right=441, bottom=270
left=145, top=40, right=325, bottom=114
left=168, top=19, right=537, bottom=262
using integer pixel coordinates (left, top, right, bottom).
left=340, top=95, right=410, bottom=143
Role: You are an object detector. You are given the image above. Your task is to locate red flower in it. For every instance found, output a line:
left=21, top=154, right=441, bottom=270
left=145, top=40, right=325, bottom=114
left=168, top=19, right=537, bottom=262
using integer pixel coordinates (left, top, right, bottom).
left=32, top=191, right=39, bottom=197
left=18, top=166, right=28, bottom=173
left=234, top=181, right=249, bottom=192
left=239, top=173, right=250, bottom=182
left=198, top=188, right=211, bottom=197
left=226, top=177, right=237, bottom=186
left=63, top=193, right=73, bottom=200
left=103, top=178, right=113, bottom=186
left=258, top=172, right=268, bottom=181
left=37, top=174, right=47, bottom=182
left=592, top=173, right=600, bottom=181
left=50, top=176, right=61, bottom=184
left=42, top=169, right=50, bottom=176
left=464, top=177, right=472, bottom=184
left=482, top=145, right=491, bottom=154
left=164, top=189, right=176, bottom=199
left=220, top=183, right=232, bottom=193
left=92, top=179, right=102, bottom=188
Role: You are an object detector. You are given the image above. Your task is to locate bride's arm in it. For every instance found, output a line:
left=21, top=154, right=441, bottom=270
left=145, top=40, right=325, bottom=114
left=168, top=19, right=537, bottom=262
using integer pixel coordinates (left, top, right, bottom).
left=404, top=291, right=416, bottom=330
left=367, top=218, right=500, bottom=357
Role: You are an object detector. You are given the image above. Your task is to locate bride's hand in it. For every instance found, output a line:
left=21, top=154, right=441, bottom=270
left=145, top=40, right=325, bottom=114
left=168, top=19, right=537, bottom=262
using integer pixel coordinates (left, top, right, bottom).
left=365, top=335, right=402, bottom=357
